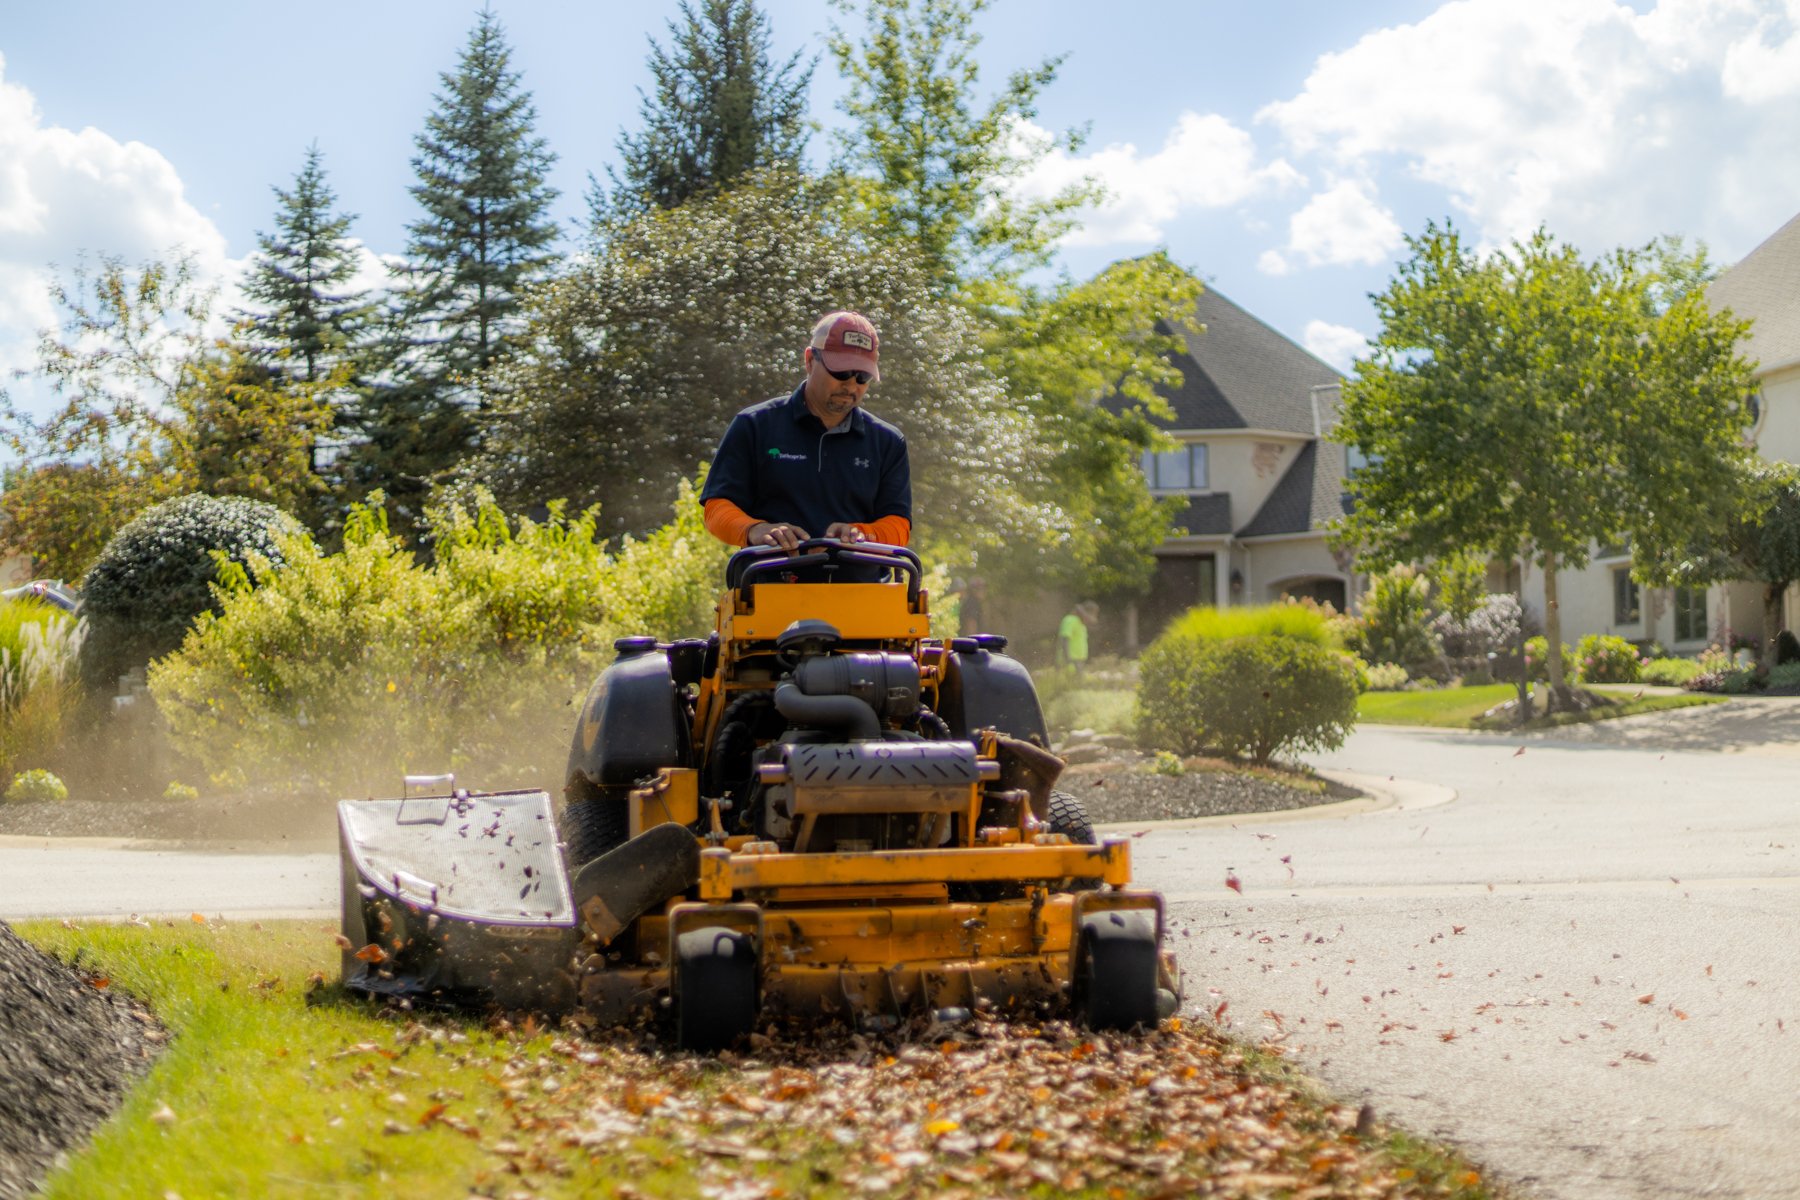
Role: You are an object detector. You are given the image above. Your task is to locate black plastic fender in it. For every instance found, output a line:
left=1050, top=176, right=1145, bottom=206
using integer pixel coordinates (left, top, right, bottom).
left=937, top=640, right=1049, bottom=744
left=566, top=642, right=692, bottom=789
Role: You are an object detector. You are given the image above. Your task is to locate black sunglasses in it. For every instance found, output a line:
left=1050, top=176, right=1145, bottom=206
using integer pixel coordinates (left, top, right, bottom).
left=815, top=357, right=873, bottom=385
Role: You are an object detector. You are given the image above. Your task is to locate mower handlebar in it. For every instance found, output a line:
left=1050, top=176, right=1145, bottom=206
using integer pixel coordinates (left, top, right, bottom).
left=730, top=539, right=923, bottom=606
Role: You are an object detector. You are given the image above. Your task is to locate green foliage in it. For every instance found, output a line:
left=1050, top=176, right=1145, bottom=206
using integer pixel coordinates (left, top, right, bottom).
left=1575, top=634, right=1642, bottom=684
left=78, top=494, right=298, bottom=691
left=475, top=171, right=1053, bottom=553
left=1427, top=551, right=1489, bottom=623
left=1640, top=657, right=1703, bottom=687
left=1524, top=637, right=1573, bottom=683
left=238, top=144, right=373, bottom=386
left=1778, top=630, right=1800, bottom=665
left=5, top=768, right=67, bottom=804
left=1356, top=567, right=1445, bottom=678
left=1766, top=662, right=1800, bottom=690
left=1364, top=662, right=1410, bottom=691
left=162, top=781, right=200, bottom=802
left=1136, top=634, right=1359, bottom=765
left=1, top=254, right=214, bottom=576
left=148, top=486, right=729, bottom=797
left=603, top=0, right=813, bottom=216
left=1164, top=601, right=1340, bottom=647
left=826, top=0, right=1097, bottom=293
left=0, top=603, right=84, bottom=784
left=172, top=344, right=340, bottom=526
left=1151, top=749, right=1185, bottom=778
left=1335, top=223, right=1757, bottom=689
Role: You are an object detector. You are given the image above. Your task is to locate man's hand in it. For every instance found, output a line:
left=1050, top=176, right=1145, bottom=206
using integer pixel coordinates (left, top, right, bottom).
left=746, top=522, right=810, bottom=552
left=823, top=523, right=866, bottom=544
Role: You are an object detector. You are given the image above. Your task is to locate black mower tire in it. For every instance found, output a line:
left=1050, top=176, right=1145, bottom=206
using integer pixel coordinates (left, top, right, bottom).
left=560, top=783, right=631, bottom=868
left=1073, top=910, right=1160, bottom=1031
left=675, top=926, right=759, bottom=1051
left=1047, top=790, right=1096, bottom=844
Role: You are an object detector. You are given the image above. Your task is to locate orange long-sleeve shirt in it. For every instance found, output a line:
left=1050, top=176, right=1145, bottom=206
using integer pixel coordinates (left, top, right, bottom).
left=703, top=497, right=910, bottom=548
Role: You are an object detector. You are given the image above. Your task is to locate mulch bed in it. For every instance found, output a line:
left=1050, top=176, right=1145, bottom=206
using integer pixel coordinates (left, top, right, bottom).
left=0, top=922, right=161, bottom=1200
left=1060, top=754, right=1362, bottom=825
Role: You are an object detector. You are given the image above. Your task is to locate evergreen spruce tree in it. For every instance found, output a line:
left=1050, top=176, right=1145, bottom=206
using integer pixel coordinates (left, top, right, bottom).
left=239, top=144, right=372, bottom=385
left=601, top=0, right=812, bottom=217
left=351, top=8, right=559, bottom=537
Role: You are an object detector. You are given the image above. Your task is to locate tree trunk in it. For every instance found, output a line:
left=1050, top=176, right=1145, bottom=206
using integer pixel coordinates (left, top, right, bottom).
left=1764, top=582, right=1787, bottom=670
left=1513, top=556, right=1532, bottom=724
left=1542, top=551, right=1570, bottom=713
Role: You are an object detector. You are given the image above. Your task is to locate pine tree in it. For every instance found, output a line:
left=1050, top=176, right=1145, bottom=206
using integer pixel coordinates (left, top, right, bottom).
left=352, top=8, right=559, bottom=537
left=238, top=145, right=372, bottom=385
left=602, top=0, right=813, bottom=217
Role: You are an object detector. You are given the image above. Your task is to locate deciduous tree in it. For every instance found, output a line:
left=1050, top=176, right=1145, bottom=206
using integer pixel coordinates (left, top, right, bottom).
left=1334, top=223, right=1756, bottom=708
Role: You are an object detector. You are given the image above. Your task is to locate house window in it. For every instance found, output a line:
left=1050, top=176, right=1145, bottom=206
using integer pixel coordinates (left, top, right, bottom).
left=1141, top=444, right=1208, bottom=491
left=1612, top=568, right=1640, bottom=625
left=1673, top=586, right=1707, bottom=642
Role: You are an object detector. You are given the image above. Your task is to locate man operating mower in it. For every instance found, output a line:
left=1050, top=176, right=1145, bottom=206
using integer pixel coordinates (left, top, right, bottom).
left=700, top=311, right=911, bottom=558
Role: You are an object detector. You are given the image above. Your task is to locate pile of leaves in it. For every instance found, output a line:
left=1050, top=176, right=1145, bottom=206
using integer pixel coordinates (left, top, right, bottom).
left=382, top=1015, right=1493, bottom=1199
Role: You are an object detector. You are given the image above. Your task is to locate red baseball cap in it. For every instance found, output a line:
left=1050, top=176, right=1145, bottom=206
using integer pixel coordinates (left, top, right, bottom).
left=810, top=311, right=880, bottom=382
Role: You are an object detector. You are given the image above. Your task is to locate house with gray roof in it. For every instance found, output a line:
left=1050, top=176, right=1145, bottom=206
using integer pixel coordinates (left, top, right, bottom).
left=1107, top=287, right=1352, bottom=645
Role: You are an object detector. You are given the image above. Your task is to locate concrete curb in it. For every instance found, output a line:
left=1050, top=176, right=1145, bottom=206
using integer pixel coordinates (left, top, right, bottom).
left=1093, top=769, right=1455, bottom=834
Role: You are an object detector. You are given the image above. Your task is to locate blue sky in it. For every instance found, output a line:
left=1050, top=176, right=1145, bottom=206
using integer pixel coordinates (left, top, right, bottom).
left=4, top=0, right=1800, bottom=410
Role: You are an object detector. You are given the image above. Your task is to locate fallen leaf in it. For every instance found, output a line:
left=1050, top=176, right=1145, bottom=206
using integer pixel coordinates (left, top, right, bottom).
left=332, top=933, right=353, bottom=950
left=1225, top=873, right=1242, bottom=895
left=354, top=944, right=388, bottom=964
left=189, top=913, right=206, bottom=924
left=1513, top=746, right=1526, bottom=757
left=150, top=1103, right=176, bottom=1125
left=1636, top=993, right=1655, bottom=1005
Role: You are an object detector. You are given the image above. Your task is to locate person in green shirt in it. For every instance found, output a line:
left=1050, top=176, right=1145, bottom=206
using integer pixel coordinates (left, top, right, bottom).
left=1057, top=600, right=1098, bottom=669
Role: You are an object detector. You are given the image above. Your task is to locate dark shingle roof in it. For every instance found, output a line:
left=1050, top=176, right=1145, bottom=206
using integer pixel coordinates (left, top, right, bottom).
left=1236, top=441, right=1349, bottom=538
left=1168, top=493, right=1232, bottom=537
left=1112, top=287, right=1344, bottom=433
left=1710, top=209, right=1800, bottom=374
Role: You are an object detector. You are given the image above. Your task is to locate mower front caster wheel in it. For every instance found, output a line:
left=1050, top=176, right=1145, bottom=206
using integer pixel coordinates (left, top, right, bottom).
left=674, top=927, right=759, bottom=1051
left=1073, top=910, right=1160, bottom=1031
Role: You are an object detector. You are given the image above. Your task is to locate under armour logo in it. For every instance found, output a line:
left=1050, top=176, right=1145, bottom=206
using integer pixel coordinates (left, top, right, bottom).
left=855, top=457, right=871, bottom=468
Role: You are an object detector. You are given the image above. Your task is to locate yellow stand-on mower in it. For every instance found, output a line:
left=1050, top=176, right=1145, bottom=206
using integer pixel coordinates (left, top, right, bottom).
left=338, top=540, right=1181, bottom=1048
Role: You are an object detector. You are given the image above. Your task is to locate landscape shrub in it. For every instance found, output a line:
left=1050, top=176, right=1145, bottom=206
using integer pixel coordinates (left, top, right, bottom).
left=1766, top=662, right=1800, bottom=690
left=1640, top=657, right=1702, bottom=687
left=1363, top=662, right=1410, bottom=691
left=1574, top=634, right=1642, bottom=684
left=79, top=493, right=297, bottom=693
left=0, top=601, right=85, bottom=783
left=1136, top=633, right=1359, bottom=764
left=1524, top=636, right=1575, bottom=682
left=1777, top=630, right=1800, bottom=665
left=1430, top=592, right=1523, bottom=677
left=1162, top=601, right=1340, bottom=648
left=1356, top=567, right=1446, bottom=679
left=149, top=486, right=729, bottom=798
left=5, top=768, right=67, bottom=804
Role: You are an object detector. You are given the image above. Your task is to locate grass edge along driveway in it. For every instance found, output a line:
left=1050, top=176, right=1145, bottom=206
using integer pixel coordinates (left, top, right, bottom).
left=15, top=918, right=1505, bottom=1199
left=1358, top=683, right=1721, bottom=729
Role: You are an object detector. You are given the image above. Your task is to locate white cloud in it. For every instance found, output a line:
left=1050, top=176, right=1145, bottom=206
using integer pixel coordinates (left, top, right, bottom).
left=0, top=53, right=232, bottom=417
left=1283, top=180, right=1404, bottom=268
left=1304, top=320, right=1369, bottom=372
left=1012, top=112, right=1303, bottom=247
left=1257, top=0, right=1800, bottom=261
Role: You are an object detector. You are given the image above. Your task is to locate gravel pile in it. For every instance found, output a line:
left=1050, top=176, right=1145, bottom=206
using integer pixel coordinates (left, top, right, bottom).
left=1057, top=754, right=1359, bottom=825
left=0, top=922, right=160, bottom=1200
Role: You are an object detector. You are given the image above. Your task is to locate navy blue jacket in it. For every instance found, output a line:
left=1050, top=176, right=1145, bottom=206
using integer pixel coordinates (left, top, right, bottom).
left=700, top=384, right=912, bottom=536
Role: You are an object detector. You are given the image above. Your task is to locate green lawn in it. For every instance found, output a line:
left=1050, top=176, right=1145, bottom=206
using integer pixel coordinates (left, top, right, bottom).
left=14, top=919, right=1502, bottom=1200
left=1358, top=683, right=1722, bottom=729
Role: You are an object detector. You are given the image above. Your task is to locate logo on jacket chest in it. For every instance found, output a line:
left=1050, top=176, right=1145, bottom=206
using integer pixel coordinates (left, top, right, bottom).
left=766, top=447, right=807, bottom=462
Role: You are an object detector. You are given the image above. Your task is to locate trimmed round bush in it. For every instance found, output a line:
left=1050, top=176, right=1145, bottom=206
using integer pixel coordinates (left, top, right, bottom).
left=5, top=769, right=68, bottom=804
left=1136, top=633, right=1360, bottom=764
left=1364, top=662, right=1410, bottom=691
left=1640, top=657, right=1702, bottom=687
left=78, top=493, right=297, bottom=691
left=1575, top=634, right=1642, bottom=684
